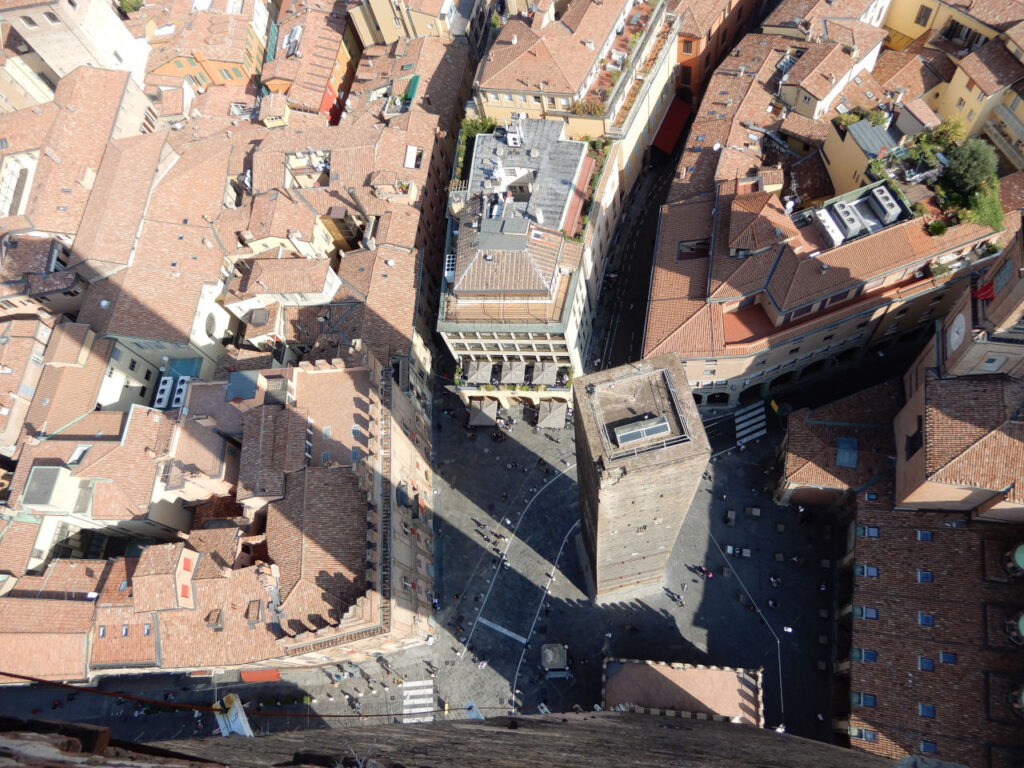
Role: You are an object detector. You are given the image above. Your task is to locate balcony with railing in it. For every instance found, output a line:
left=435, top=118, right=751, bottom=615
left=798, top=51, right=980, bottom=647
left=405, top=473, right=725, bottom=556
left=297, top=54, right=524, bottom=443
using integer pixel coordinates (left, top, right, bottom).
left=984, top=119, right=1024, bottom=170
left=609, top=15, right=674, bottom=134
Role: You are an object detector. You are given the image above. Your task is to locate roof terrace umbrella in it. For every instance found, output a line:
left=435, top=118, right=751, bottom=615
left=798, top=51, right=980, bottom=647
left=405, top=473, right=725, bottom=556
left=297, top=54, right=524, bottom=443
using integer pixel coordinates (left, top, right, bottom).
left=537, top=400, right=567, bottom=429
left=502, top=361, right=527, bottom=384
left=466, top=361, right=492, bottom=384
left=469, top=399, right=498, bottom=426
left=533, top=362, right=559, bottom=386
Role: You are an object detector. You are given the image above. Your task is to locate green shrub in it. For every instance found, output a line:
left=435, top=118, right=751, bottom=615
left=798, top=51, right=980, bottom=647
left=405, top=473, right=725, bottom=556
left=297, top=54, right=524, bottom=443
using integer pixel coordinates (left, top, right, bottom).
left=867, top=109, right=888, bottom=126
left=120, top=0, right=143, bottom=12
left=835, top=112, right=862, bottom=128
left=927, top=220, right=948, bottom=236
left=946, top=139, right=998, bottom=195
left=964, top=180, right=1004, bottom=232
left=911, top=202, right=928, bottom=217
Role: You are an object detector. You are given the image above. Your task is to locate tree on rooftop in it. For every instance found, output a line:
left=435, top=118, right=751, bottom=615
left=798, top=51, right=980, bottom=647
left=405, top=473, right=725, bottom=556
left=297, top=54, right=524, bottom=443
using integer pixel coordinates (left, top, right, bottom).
left=946, top=138, right=997, bottom=195
left=120, top=0, right=143, bottom=12
left=923, top=118, right=965, bottom=151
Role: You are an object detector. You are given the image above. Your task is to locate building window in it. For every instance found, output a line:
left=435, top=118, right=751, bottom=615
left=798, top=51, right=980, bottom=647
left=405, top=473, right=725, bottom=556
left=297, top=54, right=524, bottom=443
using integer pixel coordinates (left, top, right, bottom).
left=915, top=4, right=931, bottom=25
left=940, top=651, right=957, bottom=664
left=321, top=451, right=330, bottom=463
left=144, top=369, right=152, bottom=380
left=181, top=584, right=190, bottom=598
left=918, top=611, right=934, bottom=626
left=175, top=59, right=185, bottom=68
left=850, top=692, right=877, bottom=707
left=68, top=444, right=91, bottom=465
left=851, top=648, right=877, bottom=662
left=855, top=525, right=879, bottom=538
left=921, top=741, right=937, bottom=755
left=683, top=39, right=693, bottom=54
left=917, top=530, right=933, bottom=541
left=853, top=605, right=878, bottom=619
left=220, top=68, right=231, bottom=79
left=681, top=66, right=691, bottom=85
left=143, top=623, right=151, bottom=636
left=918, top=703, right=935, bottom=718
left=20, top=15, right=37, bottom=27
left=98, top=625, right=106, bottom=638
left=43, top=11, right=59, bottom=23
left=956, top=97, right=965, bottom=110
left=917, top=570, right=933, bottom=582
left=140, top=387, right=147, bottom=398
left=129, top=358, right=137, bottom=371
left=232, top=67, right=243, bottom=78
left=183, top=557, right=193, bottom=571
left=918, top=656, right=934, bottom=671
left=850, top=727, right=878, bottom=742
left=121, top=624, right=129, bottom=637
left=855, top=564, right=879, bottom=577
left=967, top=109, right=975, bottom=121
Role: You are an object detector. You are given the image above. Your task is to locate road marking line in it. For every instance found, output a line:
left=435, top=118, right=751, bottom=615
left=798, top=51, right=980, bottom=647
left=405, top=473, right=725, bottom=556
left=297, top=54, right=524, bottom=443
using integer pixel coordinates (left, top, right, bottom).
left=399, top=684, right=432, bottom=696
left=477, top=616, right=528, bottom=644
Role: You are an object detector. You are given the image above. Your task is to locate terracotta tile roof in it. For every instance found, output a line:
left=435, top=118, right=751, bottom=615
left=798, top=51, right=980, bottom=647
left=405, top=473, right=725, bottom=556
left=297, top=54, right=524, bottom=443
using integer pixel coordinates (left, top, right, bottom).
left=264, top=4, right=348, bottom=112
left=767, top=219, right=994, bottom=311
left=871, top=49, right=942, bottom=101
left=9, top=559, right=110, bottom=600
left=923, top=370, right=1024, bottom=502
left=902, top=96, right=940, bottom=128
left=146, top=5, right=253, bottom=72
left=0, top=519, right=39, bottom=577
left=90, top=604, right=159, bottom=668
left=789, top=151, right=834, bottom=203
left=0, top=598, right=94, bottom=682
left=237, top=404, right=307, bottom=501
left=762, top=0, right=875, bottom=38
left=668, top=35, right=789, bottom=203
left=726, top=191, right=799, bottom=251
left=477, top=0, right=630, bottom=94
left=934, top=0, right=1024, bottom=32
left=958, top=38, right=1024, bottom=96
left=0, top=317, right=50, bottom=439
left=43, top=322, right=90, bottom=366
left=96, top=558, right=139, bottom=606
left=780, top=112, right=828, bottom=146
left=1007, top=19, right=1024, bottom=52
left=783, top=379, right=900, bottom=491
left=644, top=200, right=713, bottom=357
left=266, top=467, right=367, bottom=634
left=234, top=256, right=332, bottom=296
left=902, top=31, right=957, bottom=83
left=604, top=659, right=762, bottom=725
left=24, top=336, right=115, bottom=438
left=132, top=542, right=186, bottom=612
left=822, top=18, right=886, bottom=54
left=153, top=564, right=283, bottom=669
left=70, top=132, right=170, bottom=271
left=11, top=68, right=135, bottom=238
left=787, top=42, right=853, bottom=101
left=186, top=526, right=242, bottom=580
left=0, top=237, right=57, bottom=299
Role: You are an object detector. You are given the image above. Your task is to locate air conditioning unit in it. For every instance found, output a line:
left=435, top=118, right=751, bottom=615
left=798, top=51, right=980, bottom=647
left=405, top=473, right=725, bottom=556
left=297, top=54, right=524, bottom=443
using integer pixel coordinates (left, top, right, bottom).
left=154, top=375, right=174, bottom=409
left=171, top=376, right=191, bottom=409
left=869, top=186, right=899, bottom=224
left=831, top=201, right=864, bottom=238
left=812, top=208, right=844, bottom=249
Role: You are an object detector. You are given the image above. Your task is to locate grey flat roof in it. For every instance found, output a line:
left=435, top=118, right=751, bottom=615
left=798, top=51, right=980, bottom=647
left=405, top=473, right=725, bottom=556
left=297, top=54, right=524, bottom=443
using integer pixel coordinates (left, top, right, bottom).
left=23, top=465, right=60, bottom=506
left=226, top=370, right=259, bottom=402
left=847, top=120, right=903, bottom=159
left=467, top=119, right=586, bottom=229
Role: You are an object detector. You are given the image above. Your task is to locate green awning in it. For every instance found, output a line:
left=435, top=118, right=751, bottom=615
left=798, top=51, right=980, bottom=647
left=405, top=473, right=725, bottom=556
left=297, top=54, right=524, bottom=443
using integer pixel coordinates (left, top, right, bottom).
left=404, top=75, right=420, bottom=101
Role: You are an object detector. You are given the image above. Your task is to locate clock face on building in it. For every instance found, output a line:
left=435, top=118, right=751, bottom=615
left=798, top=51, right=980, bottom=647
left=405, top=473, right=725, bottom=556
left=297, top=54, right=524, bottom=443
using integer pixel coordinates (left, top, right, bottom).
left=948, top=312, right=966, bottom=351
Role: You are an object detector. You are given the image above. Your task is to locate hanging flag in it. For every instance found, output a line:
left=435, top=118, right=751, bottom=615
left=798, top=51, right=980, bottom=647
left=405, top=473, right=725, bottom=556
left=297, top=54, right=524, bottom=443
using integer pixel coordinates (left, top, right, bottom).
left=972, top=281, right=995, bottom=300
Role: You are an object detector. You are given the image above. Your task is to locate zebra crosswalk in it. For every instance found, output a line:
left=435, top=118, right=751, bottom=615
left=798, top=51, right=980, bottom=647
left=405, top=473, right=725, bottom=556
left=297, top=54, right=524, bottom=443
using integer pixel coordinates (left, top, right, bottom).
left=734, top=401, right=767, bottom=446
left=401, top=679, right=435, bottom=723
